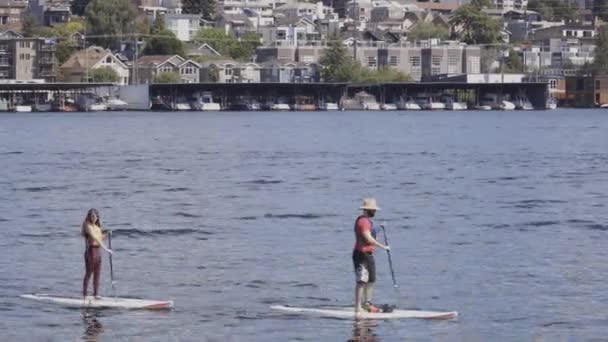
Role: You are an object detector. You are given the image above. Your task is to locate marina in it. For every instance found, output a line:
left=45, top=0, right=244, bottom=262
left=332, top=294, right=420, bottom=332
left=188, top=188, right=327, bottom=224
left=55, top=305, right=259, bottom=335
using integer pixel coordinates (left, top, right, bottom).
left=0, top=81, right=553, bottom=112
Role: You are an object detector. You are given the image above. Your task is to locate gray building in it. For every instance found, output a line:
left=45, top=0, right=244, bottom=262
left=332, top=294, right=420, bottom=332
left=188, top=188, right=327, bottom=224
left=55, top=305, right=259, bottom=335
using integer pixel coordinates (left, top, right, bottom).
left=0, top=36, right=56, bottom=82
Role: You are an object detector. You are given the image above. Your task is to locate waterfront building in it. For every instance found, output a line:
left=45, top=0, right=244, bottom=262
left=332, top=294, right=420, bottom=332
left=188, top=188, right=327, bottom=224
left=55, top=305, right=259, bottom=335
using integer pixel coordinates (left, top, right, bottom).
left=165, top=14, right=204, bottom=42
left=0, top=0, right=27, bottom=31
left=0, top=34, right=57, bottom=82
left=61, top=46, right=129, bottom=84
left=132, top=55, right=201, bottom=84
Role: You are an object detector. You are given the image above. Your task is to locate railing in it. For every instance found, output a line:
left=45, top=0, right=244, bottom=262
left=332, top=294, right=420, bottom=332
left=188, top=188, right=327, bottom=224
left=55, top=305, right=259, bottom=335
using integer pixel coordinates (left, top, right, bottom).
left=39, top=45, right=56, bottom=51
left=38, top=58, right=54, bottom=64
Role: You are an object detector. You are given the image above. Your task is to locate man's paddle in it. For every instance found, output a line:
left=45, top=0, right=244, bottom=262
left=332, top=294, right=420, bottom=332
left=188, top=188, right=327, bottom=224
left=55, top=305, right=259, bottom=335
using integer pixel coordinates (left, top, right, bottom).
left=380, top=223, right=398, bottom=288
left=108, top=230, right=116, bottom=298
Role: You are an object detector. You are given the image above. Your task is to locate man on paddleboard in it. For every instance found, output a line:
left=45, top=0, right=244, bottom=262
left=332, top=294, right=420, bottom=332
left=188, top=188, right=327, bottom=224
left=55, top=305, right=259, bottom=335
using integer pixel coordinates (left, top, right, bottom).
left=353, top=198, right=389, bottom=313
left=81, top=209, right=112, bottom=299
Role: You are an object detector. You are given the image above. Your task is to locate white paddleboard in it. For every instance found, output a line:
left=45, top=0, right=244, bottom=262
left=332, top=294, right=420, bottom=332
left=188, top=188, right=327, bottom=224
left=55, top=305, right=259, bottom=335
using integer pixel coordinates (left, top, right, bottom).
left=20, top=294, right=173, bottom=310
left=271, top=305, right=457, bottom=320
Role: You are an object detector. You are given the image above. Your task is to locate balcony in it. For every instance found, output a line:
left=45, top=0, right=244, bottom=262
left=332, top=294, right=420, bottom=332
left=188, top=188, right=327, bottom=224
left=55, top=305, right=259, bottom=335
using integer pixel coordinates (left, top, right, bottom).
left=39, top=45, right=57, bottom=52
left=0, top=59, right=9, bottom=66
left=38, top=58, right=54, bottom=64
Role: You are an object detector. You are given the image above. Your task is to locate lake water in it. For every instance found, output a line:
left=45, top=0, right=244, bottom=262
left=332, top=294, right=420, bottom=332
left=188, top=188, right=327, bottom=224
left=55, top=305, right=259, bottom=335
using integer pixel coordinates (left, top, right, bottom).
left=0, top=109, right=607, bottom=341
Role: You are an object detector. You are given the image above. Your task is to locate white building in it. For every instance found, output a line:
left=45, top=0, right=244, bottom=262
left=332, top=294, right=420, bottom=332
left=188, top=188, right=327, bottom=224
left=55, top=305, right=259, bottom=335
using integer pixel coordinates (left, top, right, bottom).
left=165, top=14, right=202, bottom=42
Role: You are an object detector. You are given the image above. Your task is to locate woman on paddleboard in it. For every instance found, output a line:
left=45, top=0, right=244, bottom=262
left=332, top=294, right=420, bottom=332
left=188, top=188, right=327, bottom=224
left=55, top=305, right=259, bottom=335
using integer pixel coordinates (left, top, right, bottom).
left=82, top=208, right=112, bottom=299
left=353, top=198, right=389, bottom=313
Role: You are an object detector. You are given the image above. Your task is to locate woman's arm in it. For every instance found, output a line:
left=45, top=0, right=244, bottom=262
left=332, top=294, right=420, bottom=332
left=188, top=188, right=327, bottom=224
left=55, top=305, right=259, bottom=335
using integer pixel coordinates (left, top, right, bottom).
left=85, top=224, right=113, bottom=254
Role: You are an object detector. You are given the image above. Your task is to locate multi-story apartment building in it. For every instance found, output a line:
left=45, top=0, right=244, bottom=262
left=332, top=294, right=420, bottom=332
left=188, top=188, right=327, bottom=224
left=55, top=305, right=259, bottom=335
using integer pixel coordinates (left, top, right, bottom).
left=165, top=14, right=203, bottom=41
left=0, top=37, right=56, bottom=82
left=256, top=40, right=482, bottom=82
left=0, top=0, right=27, bottom=30
left=493, top=0, right=527, bottom=11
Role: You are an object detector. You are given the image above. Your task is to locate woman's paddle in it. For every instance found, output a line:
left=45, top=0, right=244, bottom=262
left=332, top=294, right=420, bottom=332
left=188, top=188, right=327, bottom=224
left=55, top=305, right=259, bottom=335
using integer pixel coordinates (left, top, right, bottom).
left=108, top=230, right=116, bottom=298
left=380, top=223, right=398, bottom=288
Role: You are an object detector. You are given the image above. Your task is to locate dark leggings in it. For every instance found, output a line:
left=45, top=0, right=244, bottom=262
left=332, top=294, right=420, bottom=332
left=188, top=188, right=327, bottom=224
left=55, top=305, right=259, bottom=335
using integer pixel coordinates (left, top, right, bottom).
left=83, top=246, right=102, bottom=297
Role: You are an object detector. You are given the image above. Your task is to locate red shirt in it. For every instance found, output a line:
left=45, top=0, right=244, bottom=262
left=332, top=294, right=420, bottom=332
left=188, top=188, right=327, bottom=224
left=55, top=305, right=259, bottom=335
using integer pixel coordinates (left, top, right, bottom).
left=353, top=216, right=375, bottom=253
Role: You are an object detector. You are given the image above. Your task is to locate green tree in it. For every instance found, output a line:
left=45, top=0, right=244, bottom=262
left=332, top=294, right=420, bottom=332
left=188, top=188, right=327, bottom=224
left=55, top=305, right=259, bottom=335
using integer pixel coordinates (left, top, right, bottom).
left=450, top=3, right=502, bottom=44
left=143, top=15, right=185, bottom=56
left=21, top=15, right=38, bottom=38
left=71, top=0, right=92, bottom=16
left=407, top=22, right=449, bottom=41
left=154, top=71, right=182, bottom=83
left=56, top=40, right=79, bottom=65
left=85, top=0, right=138, bottom=49
left=319, top=38, right=356, bottom=82
left=88, top=66, right=119, bottom=82
left=194, top=29, right=259, bottom=60
left=503, top=49, right=524, bottom=73
left=593, top=26, right=608, bottom=73
left=182, top=0, right=216, bottom=20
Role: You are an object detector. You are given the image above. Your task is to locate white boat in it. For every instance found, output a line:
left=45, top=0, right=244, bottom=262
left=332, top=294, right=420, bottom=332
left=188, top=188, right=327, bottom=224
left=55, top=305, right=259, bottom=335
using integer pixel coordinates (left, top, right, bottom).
left=474, top=105, right=492, bottom=110
left=0, top=98, right=8, bottom=111
left=271, top=305, right=457, bottom=320
left=321, top=102, right=340, bottom=111
left=34, top=103, right=52, bottom=112
left=271, top=97, right=291, bottom=111
left=175, top=103, right=191, bottom=111
left=514, top=95, right=534, bottom=110
left=105, top=98, right=129, bottom=111
left=415, top=94, right=445, bottom=110
left=14, top=105, right=32, bottom=112
left=76, top=94, right=107, bottom=112
left=89, top=103, right=108, bottom=111
left=400, top=97, right=421, bottom=110
left=355, top=91, right=380, bottom=110
left=192, top=92, right=221, bottom=111
left=20, top=294, right=173, bottom=310
left=381, top=103, right=398, bottom=110
left=440, top=95, right=467, bottom=110
left=546, top=98, right=558, bottom=109
left=480, top=94, right=515, bottom=111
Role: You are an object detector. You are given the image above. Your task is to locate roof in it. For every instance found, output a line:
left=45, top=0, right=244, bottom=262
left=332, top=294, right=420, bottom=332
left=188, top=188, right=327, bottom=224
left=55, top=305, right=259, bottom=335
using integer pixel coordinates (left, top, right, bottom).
left=61, top=46, right=114, bottom=69
left=275, top=16, right=317, bottom=27
left=136, top=54, right=185, bottom=66
left=414, top=2, right=459, bottom=12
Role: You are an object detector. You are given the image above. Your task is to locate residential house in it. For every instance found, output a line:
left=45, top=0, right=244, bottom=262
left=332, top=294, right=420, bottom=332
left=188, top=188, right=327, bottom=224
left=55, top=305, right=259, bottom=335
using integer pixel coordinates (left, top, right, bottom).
left=137, top=0, right=182, bottom=19
left=273, top=1, right=336, bottom=21
left=165, top=14, right=202, bottom=41
left=259, top=61, right=320, bottom=83
left=200, top=60, right=261, bottom=83
left=260, top=17, right=321, bottom=47
left=132, top=54, right=201, bottom=83
left=492, top=0, right=528, bottom=11
left=564, top=75, right=594, bottom=107
left=0, top=0, right=28, bottom=31
left=216, top=13, right=254, bottom=37
left=187, top=43, right=221, bottom=59
left=29, top=0, right=71, bottom=27
left=0, top=34, right=57, bottom=82
left=219, top=0, right=274, bottom=17
left=60, top=46, right=130, bottom=84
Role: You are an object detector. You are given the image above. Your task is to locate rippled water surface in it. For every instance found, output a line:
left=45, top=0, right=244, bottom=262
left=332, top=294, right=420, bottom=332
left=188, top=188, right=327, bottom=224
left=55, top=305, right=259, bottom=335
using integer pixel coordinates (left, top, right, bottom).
left=1, top=110, right=607, bottom=341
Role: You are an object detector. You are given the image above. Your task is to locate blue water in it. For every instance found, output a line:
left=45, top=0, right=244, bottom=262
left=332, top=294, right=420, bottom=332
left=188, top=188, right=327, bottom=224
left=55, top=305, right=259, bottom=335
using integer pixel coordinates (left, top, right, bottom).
left=0, top=109, right=607, bottom=341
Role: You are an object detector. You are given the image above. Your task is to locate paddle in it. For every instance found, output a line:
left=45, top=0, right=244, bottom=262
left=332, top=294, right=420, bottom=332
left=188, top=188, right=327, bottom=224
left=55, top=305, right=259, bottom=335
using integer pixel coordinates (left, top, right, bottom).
left=380, top=223, right=398, bottom=288
left=108, top=230, right=116, bottom=298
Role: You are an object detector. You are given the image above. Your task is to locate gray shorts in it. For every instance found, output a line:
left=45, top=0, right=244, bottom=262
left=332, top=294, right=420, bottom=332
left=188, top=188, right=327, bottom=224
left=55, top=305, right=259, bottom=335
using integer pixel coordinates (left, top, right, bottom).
left=353, top=250, right=376, bottom=283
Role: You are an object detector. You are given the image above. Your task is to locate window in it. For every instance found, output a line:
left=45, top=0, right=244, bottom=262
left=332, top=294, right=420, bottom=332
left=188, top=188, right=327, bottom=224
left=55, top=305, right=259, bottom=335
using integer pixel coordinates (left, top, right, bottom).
left=549, top=79, right=557, bottom=89
left=448, top=55, right=460, bottom=66
left=432, top=56, right=442, bottom=66
left=389, top=55, right=399, bottom=66
left=277, top=30, right=286, bottom=40
left=106, top=57, right=113, bottom=64
left=367, top=56, right=377, bottom=67
left=409, top=56, right=420, bottom=67
left=566, top=30, right=573, bottom=37
left=225, top=68, right=233, bottom=76
left=301, top=55, right=314, bottom=63
left=583, top=31, right=592, bottom=37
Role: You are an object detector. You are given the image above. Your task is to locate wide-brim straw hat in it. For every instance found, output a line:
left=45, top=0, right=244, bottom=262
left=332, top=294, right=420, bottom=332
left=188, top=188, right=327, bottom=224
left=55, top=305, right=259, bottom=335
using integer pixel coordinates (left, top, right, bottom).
left=359, top=198, right=380, bottom=211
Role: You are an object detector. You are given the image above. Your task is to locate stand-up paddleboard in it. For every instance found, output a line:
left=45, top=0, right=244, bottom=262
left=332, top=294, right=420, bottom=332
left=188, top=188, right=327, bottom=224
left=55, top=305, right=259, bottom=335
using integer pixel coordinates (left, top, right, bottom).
left=20, top=294, right=173, bottom=310
left=271, top=305, right=457, bottom=320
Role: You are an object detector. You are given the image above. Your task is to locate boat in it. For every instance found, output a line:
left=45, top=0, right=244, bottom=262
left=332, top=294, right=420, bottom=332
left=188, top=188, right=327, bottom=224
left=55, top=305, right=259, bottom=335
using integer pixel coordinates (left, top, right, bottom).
left=473, top=104, right=492, bottom=110
left=76, top=93, right=107, bottom=112
left=546, top=98, right=557, bottom=109
left=271, top=305, right=457, bottom=320
left=150, top=96, right=172, bottom=111
left=514, top=95, right=534, bottom=110
left=440, top=94, right=467, bottom=110
left=105, top=98, right=129, bottom=111
left=479, top=94, right=515, bottom=111
left=0, top=98, right=9, bottom=111
left=320, top=102, right=340, bottom=111
left=20, top=294, right=173, bottom=310
left=14, top=105, right=32, bottom=113
left=191, top=92, right=221, bottom=111
left=270, top=97, right=291, bottom=111
left=415, top=94, right=445, bottom=110
left=294, top=103, right=317, bottom=111
left=381, top=103, right=398, bottom=110
left=400, top=97, right=421, bottom=110
left=341, top=91, right=380, bottom=110
left=33, top=103, right=52, bottom=112
left=228, top=98, right=261, bottom=111
left=173, top=96, right=192, bottom=111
